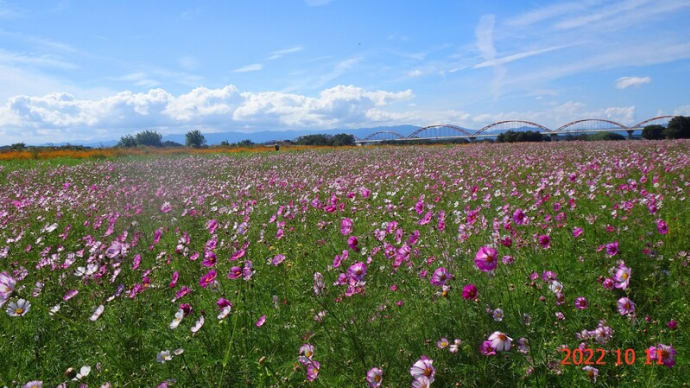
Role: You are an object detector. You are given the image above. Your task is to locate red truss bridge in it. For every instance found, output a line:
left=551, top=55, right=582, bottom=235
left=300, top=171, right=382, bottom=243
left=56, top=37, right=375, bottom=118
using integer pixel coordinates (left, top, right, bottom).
left=356, top=116, right=675, bottom=143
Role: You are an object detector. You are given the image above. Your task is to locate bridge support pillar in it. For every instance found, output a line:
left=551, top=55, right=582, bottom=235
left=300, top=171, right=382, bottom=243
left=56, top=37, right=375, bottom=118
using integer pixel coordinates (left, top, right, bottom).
left=626, top=130, right=634, bottom=139
left=550, top=134, right=557, bottom=142
left=469, top=136, right=476, bottom=142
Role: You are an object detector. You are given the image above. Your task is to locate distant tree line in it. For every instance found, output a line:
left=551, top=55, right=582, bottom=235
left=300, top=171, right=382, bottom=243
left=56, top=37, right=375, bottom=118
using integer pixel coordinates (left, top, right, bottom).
left=118, top=130, right=207, bottom=148
left=642, top=116, right=690, bottom=140
left=496, top=130, right=549, bottom=143
left=294, top=133, right=355, bottom=146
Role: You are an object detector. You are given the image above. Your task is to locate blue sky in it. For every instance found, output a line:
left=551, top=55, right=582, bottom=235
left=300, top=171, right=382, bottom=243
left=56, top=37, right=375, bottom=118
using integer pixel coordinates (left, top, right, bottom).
left=1, top=0, right=690, bottom=144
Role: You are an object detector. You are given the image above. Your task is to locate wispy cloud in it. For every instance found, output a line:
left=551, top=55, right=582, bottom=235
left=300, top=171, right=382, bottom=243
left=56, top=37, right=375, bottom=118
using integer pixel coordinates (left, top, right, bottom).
left=615, top=76, right=651, bottom=89
left=0, top=49, right=78, bottom=70
left=474, top=45, right=571, bottom=68
left=506, top=1, right=597, bottom=27
left=178, top=56, right=199, bottom=70
left=475, top=14, right=505, bottom=98
left=117, top=72, right=160, bottom=88
left=233, top=63, right=263, bottom=73
left=268, top=46, right=303, bottom=60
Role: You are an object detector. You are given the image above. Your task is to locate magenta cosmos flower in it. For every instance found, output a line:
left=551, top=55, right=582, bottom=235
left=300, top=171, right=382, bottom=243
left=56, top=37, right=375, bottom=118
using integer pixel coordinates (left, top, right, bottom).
left=474, top=246, right=498, bottom=272
left=479, top=340, right=496, bottom=356
left=271, top=254, right=286, bottom=266
left=605, top=241, right=619, bottom=256
left=572, top=227, right=583, bottom=238
left=199, top=270, right=216, bottom=288
left=648, top=344, right=676, bottom=368
left=366, top=367, right=383, bottom=388
left=256, top=314, right=266, bottom=327
left=617, top=297, right=635, bottom=315
left=614, top=265, right=631, bottom=289
left=430, top=267, right=451, bottom=287
left=512, top=208, right=527, bottom=225
left=656, top=219, right=668, bottom=235
left=462, top=283, right=478, bottom=300
left=538, top=235, right=551, bottom=249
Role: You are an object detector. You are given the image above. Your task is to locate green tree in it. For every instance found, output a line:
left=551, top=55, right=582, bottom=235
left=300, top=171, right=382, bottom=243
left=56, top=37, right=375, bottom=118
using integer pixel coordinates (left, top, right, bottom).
left=220, top=140, right=230, bottom=146
left=589, top=132, right=625, bottom=141
left=135, top=130, right=162, bottom=147
left=117, top=135, right=137, bottom=147
left=185, top=130, right=206, bottom=148
left=664, top=116, right=690, bottom=139
left=642, top=125, right=665, bottom=140
left=331, top=133, right=355, bottom=146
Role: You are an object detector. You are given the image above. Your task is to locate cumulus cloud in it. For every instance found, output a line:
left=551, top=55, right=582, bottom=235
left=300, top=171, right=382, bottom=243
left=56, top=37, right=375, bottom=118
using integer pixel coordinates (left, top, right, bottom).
left=615, top=76, right=651, bottom=89
left=0, top=84, right=413, bottom=143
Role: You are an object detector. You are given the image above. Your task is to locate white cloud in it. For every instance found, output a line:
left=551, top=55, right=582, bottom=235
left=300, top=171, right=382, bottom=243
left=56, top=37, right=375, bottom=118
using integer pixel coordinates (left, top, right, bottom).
left=268, top=46, right=303, bottom=60
left=615, top=76, right=651, bottom=89
left=407, top=69, right=423, bottom=77
left=506, top=1, right=596, bottom=27
left=0, top=48, right=77, bottom=70
left=0, top=84, right=413, bottom=143
left=673, top=105, right=690, bottom=115
left=233, top=63, right=263, bottom=73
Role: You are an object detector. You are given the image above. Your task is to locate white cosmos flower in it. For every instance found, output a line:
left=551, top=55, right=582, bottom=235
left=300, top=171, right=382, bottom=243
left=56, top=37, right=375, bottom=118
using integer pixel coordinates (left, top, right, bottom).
left=191, top=316, right=205, bottom=333
left=217, top=306, right=232, bottom=320
left=73, top=365, right=91, bottom=380
left=6, top=298, right=31, bottom=317
left=49, top=304, right=61, bottom=315
left=549, top=281, right=563, bottom=294
left=488, top=331, right=513, bottom=352
left=170, top=309, right=184, bottom=329
left=89, top=304, right=105, bottom=321
left=157, top=350, right=172, bottom=363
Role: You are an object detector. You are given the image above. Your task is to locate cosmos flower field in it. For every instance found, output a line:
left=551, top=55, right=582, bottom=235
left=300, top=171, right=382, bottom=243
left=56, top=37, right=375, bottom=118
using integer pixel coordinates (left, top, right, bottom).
left=1, top=141, right=688, bottom=387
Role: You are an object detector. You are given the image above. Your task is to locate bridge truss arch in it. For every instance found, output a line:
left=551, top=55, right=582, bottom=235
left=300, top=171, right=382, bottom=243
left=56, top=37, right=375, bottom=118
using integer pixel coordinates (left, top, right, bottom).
left=555, top=119, right=628, bottom=132
left=475, top=120, right=552, bottom=136
left=407, top=124, right=475, bottom=138
left=362, top=130, right=405, bottom=141
left=631, top=115, right=675, bottom=129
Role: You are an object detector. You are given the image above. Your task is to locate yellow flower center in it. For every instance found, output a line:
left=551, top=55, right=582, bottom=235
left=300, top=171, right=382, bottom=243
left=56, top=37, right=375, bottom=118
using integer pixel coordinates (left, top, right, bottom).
left=374, top=375, right=381, bottom=382
left=498, top=334, right=507, bottom=341
left=621, top=273, right=628, bottom=280
left=424, top=367, right=432, bottom=376
left=15, top=307, right=23, bottom=315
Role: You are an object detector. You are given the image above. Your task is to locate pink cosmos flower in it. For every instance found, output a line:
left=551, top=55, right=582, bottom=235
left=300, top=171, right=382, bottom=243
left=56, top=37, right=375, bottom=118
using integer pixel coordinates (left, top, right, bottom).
left=602, top=278, right=615, bottom=290
left=217, top=298, right=232, bottom=309
left=347, top=262, right=367, bottom=282
left=617, top=297, right=635, bottom=315
left=299, top=343, right=315, bottom=359
left=538, top=235, right=551, bottom=249
left=63, top=289, right=78, bottom=301
left=474, top=246, right=498, bottom=272
left=256, top=314, right=266, bottom=327
left=502, top=255, right=514, bottom=265
left=0, top=272, right=16, bottom=305
left=271, top=254, right=286, bottom=266
left=411, top=376, right=432, bottom=388
left=462, top=284, right=477, bottom=300
left=340, top=218, right=353, bottom=236
left=614, top=265, right=631, bottom=289
left=206, top=219, right=218, bottom=234
left=667, top=320, right=677, bottom=330
left=169, top=271, right=179, bottom=288
left=199, top=270, right=217, bottom=288
left=430, top=267, right=451, bottom=287
left=479, top=340, right=496, bottom=356
left=160, top=202, right=172, bottom=213
left=488, top=331, right=512, bottom=352
left=648, top=344, right=676, bottom=368
left=305, top=360, right=320, bottom=381
left=313, top=272, right=324, bottom=295
left=656, top=219, right=668, bottom=235
left=513, top=208, right=527, bottom=225
left=227, top=266, right=243, bottom=279
left=572, top=227, right=583, bottom=238
left=366, top=367, right=383, bottom=387
left=409, top=357, right=435, bottom=382
left=582, top=366, right=599, bottom=382
left=574, top=297, right=588, bottom=310
left=347, top=236, right=359, bottom=251
left=132, top=254, right=141, bottom=270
